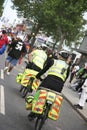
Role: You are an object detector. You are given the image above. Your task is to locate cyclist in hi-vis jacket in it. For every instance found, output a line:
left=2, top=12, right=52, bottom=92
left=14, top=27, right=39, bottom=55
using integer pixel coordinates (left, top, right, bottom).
left=26, top=46, right=47, bottom=72
left=36, top=50, right=72, bottom=92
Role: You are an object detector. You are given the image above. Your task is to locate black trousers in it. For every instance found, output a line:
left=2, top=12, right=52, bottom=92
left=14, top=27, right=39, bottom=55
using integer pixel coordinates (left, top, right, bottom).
left=69, top=72, right=75, bottom=83
left=40, top=75, right=64, bottom=93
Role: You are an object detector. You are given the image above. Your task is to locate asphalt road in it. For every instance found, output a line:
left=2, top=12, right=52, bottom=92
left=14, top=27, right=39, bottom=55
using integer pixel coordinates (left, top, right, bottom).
left=0, top=54, right=87, bottom=130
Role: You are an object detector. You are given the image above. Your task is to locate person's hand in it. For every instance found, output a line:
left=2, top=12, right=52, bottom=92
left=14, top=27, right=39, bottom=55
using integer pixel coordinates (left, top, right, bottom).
left=36, top=75, right=43, bottom=81
left=39, top=77, right=43, bottom=81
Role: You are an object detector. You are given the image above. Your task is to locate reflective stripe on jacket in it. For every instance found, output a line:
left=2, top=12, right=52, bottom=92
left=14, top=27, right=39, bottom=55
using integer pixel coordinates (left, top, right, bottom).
left=48, top=59, right=69, bottom=81
left=32, top=49, right=47, bottom=69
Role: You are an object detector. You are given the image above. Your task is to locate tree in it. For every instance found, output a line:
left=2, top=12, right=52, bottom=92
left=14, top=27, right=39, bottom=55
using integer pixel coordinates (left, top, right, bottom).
left=0, top=0, right=5, bottom=16
left=12, top=0, right=87, bottom=51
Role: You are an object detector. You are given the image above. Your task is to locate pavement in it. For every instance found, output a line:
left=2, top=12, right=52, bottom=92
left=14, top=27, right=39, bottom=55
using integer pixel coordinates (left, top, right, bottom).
left=62, top=78, right=87, bottom=122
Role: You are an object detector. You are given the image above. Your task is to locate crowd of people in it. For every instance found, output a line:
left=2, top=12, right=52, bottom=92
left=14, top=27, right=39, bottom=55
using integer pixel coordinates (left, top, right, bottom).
left=68, top=61, right=87, bottom=110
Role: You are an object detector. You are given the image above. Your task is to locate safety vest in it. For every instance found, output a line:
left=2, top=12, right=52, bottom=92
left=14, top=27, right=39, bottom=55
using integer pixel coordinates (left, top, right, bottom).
left=48, top=59, right=69, bottom=81
left=32, top=49, right=47, bottom=69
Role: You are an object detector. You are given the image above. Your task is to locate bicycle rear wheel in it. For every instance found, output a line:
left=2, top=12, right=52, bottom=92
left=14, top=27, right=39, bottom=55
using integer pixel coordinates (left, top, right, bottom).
left=27, top=77, right=34, bottom=92
left=19, top=85, right=24, bottom=92
left=21, top=87, right=28, bottom=98
left=35, top=107, right=49, bottom=130
left=35, top=116, right=45, bottom=130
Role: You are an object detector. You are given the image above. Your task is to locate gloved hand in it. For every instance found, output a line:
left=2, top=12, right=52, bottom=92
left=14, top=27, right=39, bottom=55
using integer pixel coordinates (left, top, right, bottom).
left=36, top=75, right=43, bottom=81
left=39, top=77, right=43, bottom=81
left=36, top=74, right=40, bottom=79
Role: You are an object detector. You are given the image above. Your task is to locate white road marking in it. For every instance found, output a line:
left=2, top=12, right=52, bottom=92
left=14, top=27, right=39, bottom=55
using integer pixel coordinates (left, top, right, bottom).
left=56, top=127, right=62, bottom=130
left=1, top=69, right=4, bottom=79
left=0, top=85, right=5, bottom=115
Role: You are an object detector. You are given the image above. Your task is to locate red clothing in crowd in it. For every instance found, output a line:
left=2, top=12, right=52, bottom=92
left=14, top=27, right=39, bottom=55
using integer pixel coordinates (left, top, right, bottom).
left=0, top=34, right=9, bottom=48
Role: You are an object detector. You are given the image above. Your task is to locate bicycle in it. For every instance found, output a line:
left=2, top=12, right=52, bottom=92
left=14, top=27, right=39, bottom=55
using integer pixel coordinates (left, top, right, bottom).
left=16, top=68, right=40, bottom=98
left=26, top=87, right=63, bottom=130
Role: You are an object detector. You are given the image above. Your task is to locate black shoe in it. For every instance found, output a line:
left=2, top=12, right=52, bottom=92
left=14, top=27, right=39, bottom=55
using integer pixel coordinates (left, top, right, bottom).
left=74, top=104, right=83, bottom=110
left=86, top=99, right=87, bottom=103
left=28, top=112, right=36, bottom=121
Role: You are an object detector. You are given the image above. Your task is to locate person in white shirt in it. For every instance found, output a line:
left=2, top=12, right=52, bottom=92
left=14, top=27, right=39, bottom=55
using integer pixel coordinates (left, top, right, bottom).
left=69, top=63, right=80, bottom=83
left=74, top=78, right=87, bottom=109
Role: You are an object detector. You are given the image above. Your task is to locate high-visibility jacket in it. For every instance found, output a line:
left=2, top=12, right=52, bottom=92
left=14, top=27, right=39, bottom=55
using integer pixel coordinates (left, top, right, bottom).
left=32, top=49, right=47, bottom=69
left=48, top=59, right=69, bottom=81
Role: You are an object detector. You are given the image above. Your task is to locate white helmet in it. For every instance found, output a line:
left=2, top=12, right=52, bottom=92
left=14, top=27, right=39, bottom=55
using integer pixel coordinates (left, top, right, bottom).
left=58, top=51, right=70, bottom=60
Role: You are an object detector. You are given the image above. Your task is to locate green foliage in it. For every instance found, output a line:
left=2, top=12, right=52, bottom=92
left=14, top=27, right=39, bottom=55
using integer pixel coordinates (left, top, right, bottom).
left=0, top=0, right=5, bottom=16
left=12, top=0, right=87, bottom=48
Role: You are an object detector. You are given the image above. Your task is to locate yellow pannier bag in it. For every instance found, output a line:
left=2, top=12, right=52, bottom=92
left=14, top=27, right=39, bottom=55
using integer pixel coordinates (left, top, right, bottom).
left=25, top=102, right=32, bottom=110
left=32, top=90, right=47, bottom=114
left=16, top=73, right=23, bottom=84
left=25, top=96, right=34, bottom=110
left=20, top=69, right=39, bottom=87
left=48, top=95, right=63, bottom=120
left=31, top=79, right=40, bottom=91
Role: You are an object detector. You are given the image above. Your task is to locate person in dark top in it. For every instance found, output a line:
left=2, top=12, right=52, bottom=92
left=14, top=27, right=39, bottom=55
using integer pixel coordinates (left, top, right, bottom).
left=4, top=36, right=27, bottom=75
left=73, top=63, right=87, bottom=92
